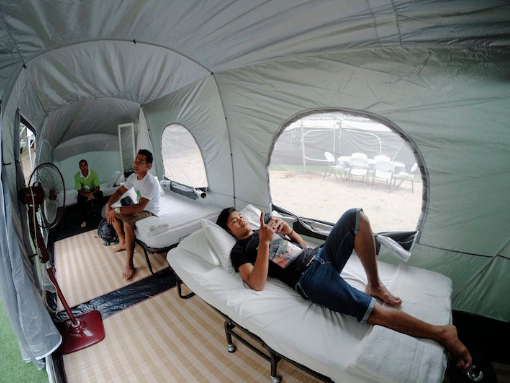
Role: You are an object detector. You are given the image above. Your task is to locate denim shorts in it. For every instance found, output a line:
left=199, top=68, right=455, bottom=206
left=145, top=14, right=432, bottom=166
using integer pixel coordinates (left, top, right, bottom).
left=295, top=208, right=375, bottom=322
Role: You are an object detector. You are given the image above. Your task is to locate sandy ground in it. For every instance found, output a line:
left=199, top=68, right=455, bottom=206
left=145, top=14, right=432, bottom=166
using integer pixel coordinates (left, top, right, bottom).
left=20, top=147, right=36, bottom=184
left=269, top=170, right=423, bottom=233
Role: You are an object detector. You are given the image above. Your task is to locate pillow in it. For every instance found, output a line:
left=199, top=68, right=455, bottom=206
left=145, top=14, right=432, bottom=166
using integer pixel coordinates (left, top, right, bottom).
left=201, top=219, right=236, bottom=273
left=239, top=204, right=263, bottom=230
left=108, top=170, right=123, bottom=187
left=178, top=229, right=220, bottom=266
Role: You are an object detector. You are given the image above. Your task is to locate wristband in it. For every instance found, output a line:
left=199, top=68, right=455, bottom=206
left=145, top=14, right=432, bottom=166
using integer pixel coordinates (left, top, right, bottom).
left=115, top=207, right=121, bottom=214
left=288, top=228, right=294, bottom=236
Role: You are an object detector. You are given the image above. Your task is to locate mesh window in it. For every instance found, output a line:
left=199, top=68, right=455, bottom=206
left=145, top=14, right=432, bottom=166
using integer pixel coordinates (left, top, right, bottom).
left=161, top=124, right=207, bottom=188
left=269, top=112, right=423, bottom=233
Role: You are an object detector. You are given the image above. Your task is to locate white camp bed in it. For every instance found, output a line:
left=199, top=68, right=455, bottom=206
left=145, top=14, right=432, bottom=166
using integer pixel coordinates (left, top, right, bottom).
left=134, top=193, right=221, bottom=273
left=168, top=230, right=452, bottom=383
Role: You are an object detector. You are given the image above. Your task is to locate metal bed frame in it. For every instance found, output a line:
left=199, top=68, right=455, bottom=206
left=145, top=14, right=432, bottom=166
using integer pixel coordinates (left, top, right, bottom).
left=135, top=238, right=177, bottom=274
left=174, top=272, right=334, bottom=383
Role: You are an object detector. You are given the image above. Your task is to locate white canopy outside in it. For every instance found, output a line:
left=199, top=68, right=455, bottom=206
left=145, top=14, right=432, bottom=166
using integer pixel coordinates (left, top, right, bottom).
left=0, top=0, right=509, bottom=368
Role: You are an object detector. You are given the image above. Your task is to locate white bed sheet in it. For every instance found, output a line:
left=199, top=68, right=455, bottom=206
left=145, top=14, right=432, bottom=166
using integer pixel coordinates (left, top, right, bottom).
left=135, top=193, right=221, bottom=248
left=168, top=247, right=451, bottom=383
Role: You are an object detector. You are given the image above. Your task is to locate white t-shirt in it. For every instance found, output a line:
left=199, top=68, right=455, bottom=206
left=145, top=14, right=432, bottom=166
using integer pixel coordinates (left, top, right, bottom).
left=124, top=173, right=160, bottom=215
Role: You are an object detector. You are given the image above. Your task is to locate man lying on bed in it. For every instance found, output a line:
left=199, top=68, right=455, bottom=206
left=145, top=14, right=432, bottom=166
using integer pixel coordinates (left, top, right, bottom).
left=216, top=207, right=472, bottom=372
left=105, top=149, right=160, bottom=279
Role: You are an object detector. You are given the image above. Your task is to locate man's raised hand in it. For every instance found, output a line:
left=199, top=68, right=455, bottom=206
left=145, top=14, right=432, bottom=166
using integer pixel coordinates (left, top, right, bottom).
left=259, top=211, right=276, bottom=245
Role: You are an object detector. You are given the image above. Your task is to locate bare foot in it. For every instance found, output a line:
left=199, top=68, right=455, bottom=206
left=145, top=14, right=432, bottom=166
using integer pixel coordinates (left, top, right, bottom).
left=365, top=282, right=402, bottom=306
left=441, top=325, right=472, bottom=372
left=81, top=221, right=87, bottom=228
left=111, top=242, right=126, bottom=253
left=122, top=264, right=136, bottom=280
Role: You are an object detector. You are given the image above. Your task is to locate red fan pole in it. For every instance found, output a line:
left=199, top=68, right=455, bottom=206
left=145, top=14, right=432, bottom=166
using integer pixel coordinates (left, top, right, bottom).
left=29, top=207, right=105, bottom=354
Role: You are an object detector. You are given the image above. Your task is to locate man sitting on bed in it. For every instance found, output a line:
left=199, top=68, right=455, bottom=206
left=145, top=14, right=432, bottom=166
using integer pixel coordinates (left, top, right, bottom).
left=216, top=207, right=472, bottom=372
left=105, top=149, right=160, bottom=279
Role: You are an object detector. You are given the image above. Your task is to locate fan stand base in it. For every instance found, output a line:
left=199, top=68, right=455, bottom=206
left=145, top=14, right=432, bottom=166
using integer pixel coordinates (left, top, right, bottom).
left=57, top=310, right=105, bottom=354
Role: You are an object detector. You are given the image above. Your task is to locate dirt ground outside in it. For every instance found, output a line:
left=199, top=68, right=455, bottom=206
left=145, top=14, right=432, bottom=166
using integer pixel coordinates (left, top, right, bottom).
left=269, top=169, right=423, bottom=234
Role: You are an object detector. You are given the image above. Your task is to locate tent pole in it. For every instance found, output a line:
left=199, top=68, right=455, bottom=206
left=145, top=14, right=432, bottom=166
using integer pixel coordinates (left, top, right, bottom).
left=300, top=120, right=306, bottom=173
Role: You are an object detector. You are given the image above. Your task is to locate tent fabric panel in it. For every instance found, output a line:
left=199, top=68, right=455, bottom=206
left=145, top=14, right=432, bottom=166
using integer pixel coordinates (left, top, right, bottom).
left=52, top=133, right=119, bottom=163
left=25, top=40, right=210, bottom=114
left=382, top=243, right=509, bottom=321
left=2, top=1, right=509, bottom=78
left=0, top=106, right=62, bottom=368
left=451, top=256, right=510, bottom=321
left=55, top=151, right=122, bottom=190
left=37, top=98, right=139, bottom=155
left=143, top=75, right=234, bottom=208
left=218, top=46, right=510, bottom=256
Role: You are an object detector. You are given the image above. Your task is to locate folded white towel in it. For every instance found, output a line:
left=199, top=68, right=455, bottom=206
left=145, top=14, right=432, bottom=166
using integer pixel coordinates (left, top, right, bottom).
left=350, top=325, right=444, bottom=383
left=348, top=264, right=451, bottom=383
left=135, top=216, right=169, bottom=235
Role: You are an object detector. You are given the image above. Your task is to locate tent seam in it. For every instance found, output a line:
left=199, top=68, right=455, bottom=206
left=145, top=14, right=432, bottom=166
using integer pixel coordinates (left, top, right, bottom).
left=20, top=39, right=213, bottom=74
left=365, top=0, right=382, bottom=47
left=390, top=0, right=403, bottom=46
left=210, top=73, right=236, bottom=204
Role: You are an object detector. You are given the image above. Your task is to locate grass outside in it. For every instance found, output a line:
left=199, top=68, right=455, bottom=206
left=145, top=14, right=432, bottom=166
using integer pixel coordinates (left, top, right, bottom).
left=0, top=303, right=49, bottom=383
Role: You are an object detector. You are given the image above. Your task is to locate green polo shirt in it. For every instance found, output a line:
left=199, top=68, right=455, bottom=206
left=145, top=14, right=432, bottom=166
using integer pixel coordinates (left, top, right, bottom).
left=75, top=169, right=100, bottom=191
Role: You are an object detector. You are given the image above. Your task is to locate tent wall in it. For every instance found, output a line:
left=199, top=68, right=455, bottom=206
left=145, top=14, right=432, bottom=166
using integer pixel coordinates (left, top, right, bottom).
left=144, top=75, right=234, bottom=208
left=214, top=46, right=510, bottom=320
left=0, top=1, right=509, bottom=332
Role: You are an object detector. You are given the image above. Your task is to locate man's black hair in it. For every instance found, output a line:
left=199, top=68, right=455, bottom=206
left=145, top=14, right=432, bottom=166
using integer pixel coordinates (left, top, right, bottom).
left=138, top=149, right=153, bottom=164
left=216, top=207, right=236, bottom=232
left=79, top=159, right=87, bottom=166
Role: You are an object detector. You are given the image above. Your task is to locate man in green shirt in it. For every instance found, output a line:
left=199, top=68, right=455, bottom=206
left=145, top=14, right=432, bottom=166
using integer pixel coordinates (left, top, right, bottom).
left=75, top=159, right=103, bottom=228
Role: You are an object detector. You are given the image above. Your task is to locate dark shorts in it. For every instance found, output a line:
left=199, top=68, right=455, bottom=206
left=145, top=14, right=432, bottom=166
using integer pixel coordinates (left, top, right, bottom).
left=295, top=208, right=375, bottom=322
left=116, top=211, right=155, bottom=229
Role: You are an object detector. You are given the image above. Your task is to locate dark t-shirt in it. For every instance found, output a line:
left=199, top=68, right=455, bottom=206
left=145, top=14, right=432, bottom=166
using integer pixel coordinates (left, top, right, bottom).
left=230, top=231, right=318, bottom=287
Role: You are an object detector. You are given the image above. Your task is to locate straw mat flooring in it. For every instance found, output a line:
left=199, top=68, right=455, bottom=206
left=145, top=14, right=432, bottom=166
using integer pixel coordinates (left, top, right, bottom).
left=54, top=230, right=169, bottom=310
left=63, top=288, right=321, bottom=383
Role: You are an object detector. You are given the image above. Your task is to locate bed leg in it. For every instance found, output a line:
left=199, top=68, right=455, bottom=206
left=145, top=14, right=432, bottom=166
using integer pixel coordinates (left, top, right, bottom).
left=176, top=278, right=195, bottom=299
left=141, top=244, right=155, bottom=275
left=224, top=320, right=237, bottom=353
left=270, top=352, right=282, bottom=383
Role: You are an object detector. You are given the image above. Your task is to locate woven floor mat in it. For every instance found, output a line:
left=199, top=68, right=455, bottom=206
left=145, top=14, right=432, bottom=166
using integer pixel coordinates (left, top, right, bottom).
left=63, top=288, right=321, bottom=383
left=54, top=230, right=169, bottom=310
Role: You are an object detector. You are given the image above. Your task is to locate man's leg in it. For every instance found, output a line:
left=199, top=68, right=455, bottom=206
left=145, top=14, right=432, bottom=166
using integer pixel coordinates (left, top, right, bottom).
left=355, top=211, right=401, bottom=306
left=111, top=217, right=126, bottom=253
left=77, top=194, right=87, bottom=227
left=122, top=221, right=136, bottom=279
left=368, top=304, right=472, bottom=371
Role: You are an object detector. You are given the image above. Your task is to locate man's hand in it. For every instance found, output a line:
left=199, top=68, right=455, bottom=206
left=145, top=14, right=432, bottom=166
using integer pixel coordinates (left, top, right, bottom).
left=259, top=211, right=277, bottom=244
left=270, top=217, right=293, bottom=236
left=106, top=208, right=117, bottom=224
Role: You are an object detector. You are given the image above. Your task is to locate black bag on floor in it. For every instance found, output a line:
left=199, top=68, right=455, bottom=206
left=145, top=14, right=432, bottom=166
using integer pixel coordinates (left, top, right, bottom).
left=97, top=218, right=119, bottom=246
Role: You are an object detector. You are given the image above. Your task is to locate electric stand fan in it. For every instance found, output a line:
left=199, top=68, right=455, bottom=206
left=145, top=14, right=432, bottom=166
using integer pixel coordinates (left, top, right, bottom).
left=18, top=162, right=105, bottom=354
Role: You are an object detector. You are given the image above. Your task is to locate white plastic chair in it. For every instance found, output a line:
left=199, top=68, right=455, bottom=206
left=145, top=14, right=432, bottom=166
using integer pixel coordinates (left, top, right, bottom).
left=348, top=156, right=369, bottom=183
left=323, top=152, right=346, bottom=180
left=372, top=159, right=395, bottom=190
left=351, top=152, right=368, bottom=159
left=374, top=154, right=390, bottom=163
left=394, top=163, right=419, bottom=192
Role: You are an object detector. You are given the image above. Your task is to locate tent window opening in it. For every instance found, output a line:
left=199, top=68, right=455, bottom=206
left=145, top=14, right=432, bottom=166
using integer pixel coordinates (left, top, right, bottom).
left=269, top=111, right=424, bottom=233
left=161, top=124, right=208, bottom=188
left=19, top=116, right=36, bottom=185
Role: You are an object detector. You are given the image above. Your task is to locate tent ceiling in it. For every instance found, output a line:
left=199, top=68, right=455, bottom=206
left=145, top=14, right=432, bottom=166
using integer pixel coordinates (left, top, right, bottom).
left=39, top=98, right=139, bottom=150
left=1, top=0, right=509, bottom=102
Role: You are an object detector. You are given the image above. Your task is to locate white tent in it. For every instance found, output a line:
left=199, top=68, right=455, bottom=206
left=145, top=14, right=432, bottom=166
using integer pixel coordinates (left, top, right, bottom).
left=0, top=0, right=509, bottom=367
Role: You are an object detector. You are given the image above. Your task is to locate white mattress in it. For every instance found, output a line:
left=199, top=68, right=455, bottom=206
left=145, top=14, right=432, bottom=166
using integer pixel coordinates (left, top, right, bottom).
left=168, top=247, right=451, bottom=383
left=135, top=193, right=221, bottom=248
